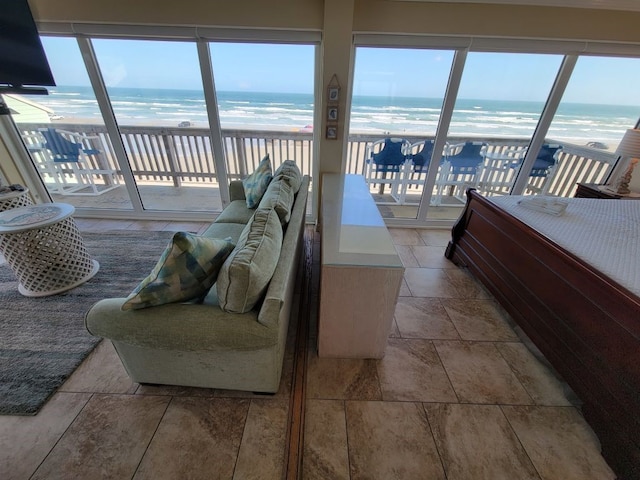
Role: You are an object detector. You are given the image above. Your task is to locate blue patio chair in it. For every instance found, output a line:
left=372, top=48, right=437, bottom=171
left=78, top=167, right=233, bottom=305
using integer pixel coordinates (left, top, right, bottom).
left=434, top=141, right=487, bottom=205
left=509, top=143, right=563, bottom=194
left=38, top=128, right=120, bottom=195
left=409, top=139, right=435, bottom=174
left=398, top=139, right=438, bottom=205
left=364, top=137, right=410, bottom=203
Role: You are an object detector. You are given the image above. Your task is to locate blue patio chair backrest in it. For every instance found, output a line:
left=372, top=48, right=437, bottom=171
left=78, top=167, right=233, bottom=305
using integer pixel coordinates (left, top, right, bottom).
left=530, top=144, right=562, bottom=177
left=447, top=142, right=486, bottom=175
left=39, top=128, right=82, bottom=162
left=410, top=140, right=435, bottom=172
left=371, top=138, right=407, bottom=173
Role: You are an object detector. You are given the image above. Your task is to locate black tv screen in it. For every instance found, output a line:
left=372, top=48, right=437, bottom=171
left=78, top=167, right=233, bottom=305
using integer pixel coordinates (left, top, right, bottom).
left=0, top=0, right=55, bottom=88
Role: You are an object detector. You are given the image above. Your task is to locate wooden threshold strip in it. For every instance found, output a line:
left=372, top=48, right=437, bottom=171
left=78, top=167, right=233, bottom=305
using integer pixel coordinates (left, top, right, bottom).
left=284, top=226, right=314, bottom=480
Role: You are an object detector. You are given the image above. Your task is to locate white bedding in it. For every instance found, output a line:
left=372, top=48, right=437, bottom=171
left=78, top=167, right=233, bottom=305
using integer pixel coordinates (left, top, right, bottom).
left=487, top=195, right=640, bottom=297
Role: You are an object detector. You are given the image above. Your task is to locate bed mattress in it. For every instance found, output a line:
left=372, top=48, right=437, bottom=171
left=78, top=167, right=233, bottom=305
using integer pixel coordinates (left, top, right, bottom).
left=487, top=195, right=640, bottom=297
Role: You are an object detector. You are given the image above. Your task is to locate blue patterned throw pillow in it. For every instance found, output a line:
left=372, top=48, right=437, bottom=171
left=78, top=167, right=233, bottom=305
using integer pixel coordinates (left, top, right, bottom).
left=122, top=232, right=235, bottom=310
left=243, top=154, right=273, bottom=208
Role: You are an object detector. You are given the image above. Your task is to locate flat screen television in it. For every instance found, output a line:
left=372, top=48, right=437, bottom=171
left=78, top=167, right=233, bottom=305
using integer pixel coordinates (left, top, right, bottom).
left=0, top=0, right=55, bottom=95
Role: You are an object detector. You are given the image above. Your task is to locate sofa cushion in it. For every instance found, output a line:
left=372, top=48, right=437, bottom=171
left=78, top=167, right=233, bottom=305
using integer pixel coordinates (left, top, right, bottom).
left=258, top=178, right=294, bottom=225
left=214, top=199, right=255, bottom=225
left=243, top=154, right=273, bottom=208
left=216, top=208, right=283, bottom=313
left=122, top=232, right=235, bottom=311
left=201, top=222, right=246, bottom=245
left=273, top=160, right=302, bottom=193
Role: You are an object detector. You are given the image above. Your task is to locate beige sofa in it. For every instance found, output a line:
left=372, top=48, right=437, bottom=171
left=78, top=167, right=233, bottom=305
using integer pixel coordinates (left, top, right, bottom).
left=85, top=174, right=309, bottom=393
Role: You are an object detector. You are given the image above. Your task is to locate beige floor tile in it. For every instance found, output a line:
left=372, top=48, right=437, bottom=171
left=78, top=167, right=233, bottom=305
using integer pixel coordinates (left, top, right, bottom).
left=434, top=341, right=532, bottom=404
left=160, top=221, right=209, bottom=233
left=59, top=340, right=137, bottom=394
left=306, top=353, right=382, bottom=400
left=303, top=400, right=350, bottom=480
left=496, top=343, right=572, bottom=406
left=444, top=267, right=492, bottom=298
left=418, top=229, right=451, bottom=247
left=398, top=278, right=412, bottom=297
left=502, top=406, right=616, bottom=480
left=377, top=339, right=457, bottom=402
left=0, top=392, right=91, bottom=480
left=130, top=220, right=170, bottom=231
left=135, top=383, right=217, bottom=397
left=404, top=267, right=459, bottom=298
left=440, top=298, right=519, bottom=341
left=411, top=245, right=456, bottom=269
left=134, top=397, right=250, bottom=480
left=78, top=218, right=136, bottom=232
left=233, top=398, right=288, bottom=480
left=394, top=297, right=460, bottom=339
left=425, top=403, right=540, bottom=480
left=394, top=244, right=420, bottom=267
left=346, top=401, right=445, bottom=480
left=32, top=394, right=169, bottom=480
left=388, top=228, right=425, bottom=245
left=389, top=318, right=401, bottom=338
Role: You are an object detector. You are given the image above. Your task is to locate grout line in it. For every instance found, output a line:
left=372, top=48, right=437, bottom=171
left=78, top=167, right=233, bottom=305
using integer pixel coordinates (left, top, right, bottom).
left=28, top=392, right=95, bottom=479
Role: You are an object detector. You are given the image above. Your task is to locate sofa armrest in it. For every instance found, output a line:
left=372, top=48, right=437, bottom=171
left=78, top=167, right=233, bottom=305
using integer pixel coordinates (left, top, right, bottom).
left=229, top=181, right=246, bottom=202
left=85, top=298, right=277, bottom=351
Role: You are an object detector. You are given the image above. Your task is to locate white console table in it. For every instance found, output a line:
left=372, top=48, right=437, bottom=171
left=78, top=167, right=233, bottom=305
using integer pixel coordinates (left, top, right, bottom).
left=318, top=174, right=404, bottom=358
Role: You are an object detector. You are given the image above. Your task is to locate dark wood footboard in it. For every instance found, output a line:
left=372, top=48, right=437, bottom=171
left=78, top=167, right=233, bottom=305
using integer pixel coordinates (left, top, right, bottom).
left=446, top=189, right=640, bottom=479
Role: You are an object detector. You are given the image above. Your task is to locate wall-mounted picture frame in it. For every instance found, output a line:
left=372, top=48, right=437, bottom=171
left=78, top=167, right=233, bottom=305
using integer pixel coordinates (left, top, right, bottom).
left=328, top=87, right=340, bottom=103
left=327, top=106, right=338, bottom=122
left=326, top=126, right=338, bottom=140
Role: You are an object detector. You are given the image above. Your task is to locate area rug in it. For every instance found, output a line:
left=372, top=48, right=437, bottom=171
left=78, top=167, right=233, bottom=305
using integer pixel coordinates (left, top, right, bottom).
left=0, top=230, right=174, bottom=415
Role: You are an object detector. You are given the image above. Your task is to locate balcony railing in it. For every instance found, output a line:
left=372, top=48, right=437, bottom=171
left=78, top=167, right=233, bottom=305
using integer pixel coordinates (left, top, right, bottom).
left=19, top=123, right=617, bottom=200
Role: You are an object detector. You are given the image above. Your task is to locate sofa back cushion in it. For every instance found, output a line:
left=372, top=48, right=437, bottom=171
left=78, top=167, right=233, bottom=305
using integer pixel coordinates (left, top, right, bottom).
left=273, top=160, right=302, bottom=193
left=216, top=208, right=283, bottom=313
left=257, top=178, right=295, bottom=225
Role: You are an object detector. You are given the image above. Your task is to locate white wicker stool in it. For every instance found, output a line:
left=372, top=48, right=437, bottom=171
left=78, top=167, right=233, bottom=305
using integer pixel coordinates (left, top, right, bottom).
left=0, top=203, right=99, bottom=297
left=0, top=188, right=33, bottom=212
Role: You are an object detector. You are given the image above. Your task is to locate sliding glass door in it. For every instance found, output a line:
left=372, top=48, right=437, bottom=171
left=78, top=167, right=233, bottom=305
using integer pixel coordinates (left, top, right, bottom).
left=348, top=46, right=454, bottom=220
left=91, top=38, right=215, bottom=212
left=208, top=42, right=315, bottom=187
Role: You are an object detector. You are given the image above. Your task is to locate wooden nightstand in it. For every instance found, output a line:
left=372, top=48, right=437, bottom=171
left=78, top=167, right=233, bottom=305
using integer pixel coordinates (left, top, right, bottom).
left=573, top=183, right=640, bottom=199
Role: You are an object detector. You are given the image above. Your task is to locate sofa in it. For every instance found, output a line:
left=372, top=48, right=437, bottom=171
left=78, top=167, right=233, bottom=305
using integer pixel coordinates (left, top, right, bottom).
left=85, top=166, right=310, bottom=393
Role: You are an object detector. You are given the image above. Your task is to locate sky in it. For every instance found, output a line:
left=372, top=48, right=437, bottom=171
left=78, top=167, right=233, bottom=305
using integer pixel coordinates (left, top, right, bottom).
left=41, top=36, right=640, bottom=106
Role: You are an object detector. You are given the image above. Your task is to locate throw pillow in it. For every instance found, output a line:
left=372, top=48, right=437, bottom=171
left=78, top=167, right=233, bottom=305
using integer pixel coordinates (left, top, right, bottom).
left=243, top=154, right=273, bottom=208
left=273, top=160, right=302, bottom=193
left=122, top=232, right=235, bottom=310
left=258, top=178, right=294, bottom=225
left=216, top=208, right=283, bottom=313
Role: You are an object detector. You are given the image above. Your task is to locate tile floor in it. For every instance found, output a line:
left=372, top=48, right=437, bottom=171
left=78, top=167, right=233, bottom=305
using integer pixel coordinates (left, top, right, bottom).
left=302, top=227, right=617, bottom=480
left=0, top=221, right=618, bottom=480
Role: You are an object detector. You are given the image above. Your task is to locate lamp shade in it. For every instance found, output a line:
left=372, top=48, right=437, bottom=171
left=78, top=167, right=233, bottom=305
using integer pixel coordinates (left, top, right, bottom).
left=615, top=129, right=640, bottom=158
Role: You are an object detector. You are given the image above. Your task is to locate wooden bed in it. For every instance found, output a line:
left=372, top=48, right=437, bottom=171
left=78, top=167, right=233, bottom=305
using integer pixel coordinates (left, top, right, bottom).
left=445, top=189, right=640, bottom=479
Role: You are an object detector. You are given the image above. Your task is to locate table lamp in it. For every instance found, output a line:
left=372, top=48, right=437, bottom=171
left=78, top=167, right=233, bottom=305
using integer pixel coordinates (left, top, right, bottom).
left=614, top=128, right=640, bottom=195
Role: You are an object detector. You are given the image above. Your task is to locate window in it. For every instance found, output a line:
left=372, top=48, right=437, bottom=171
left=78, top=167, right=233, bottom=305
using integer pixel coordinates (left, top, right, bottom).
left=15, top=36, right=130, bottom=208
left=541, top=56, right=640, bottom=197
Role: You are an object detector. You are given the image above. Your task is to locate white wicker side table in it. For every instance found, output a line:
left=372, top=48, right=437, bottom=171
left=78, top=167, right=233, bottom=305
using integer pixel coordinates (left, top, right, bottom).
left=0, top=203, right=99, bottom=297
left=0, top=188, right=33, bottom=211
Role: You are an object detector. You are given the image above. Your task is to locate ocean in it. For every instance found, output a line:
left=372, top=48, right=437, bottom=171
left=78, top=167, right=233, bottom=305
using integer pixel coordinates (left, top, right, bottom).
left=36, top=86, right=638, bottom=147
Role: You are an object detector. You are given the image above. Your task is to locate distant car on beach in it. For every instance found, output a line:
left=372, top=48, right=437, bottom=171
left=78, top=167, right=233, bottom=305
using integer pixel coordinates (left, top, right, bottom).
left=586, top=141, right=608, bottom=149
left=178, top=121, right=192, bottom=127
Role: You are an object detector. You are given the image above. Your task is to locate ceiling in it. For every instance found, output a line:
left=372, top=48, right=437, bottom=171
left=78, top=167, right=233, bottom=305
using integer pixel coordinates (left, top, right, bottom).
left=398, top=0, right=640, bottom=12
